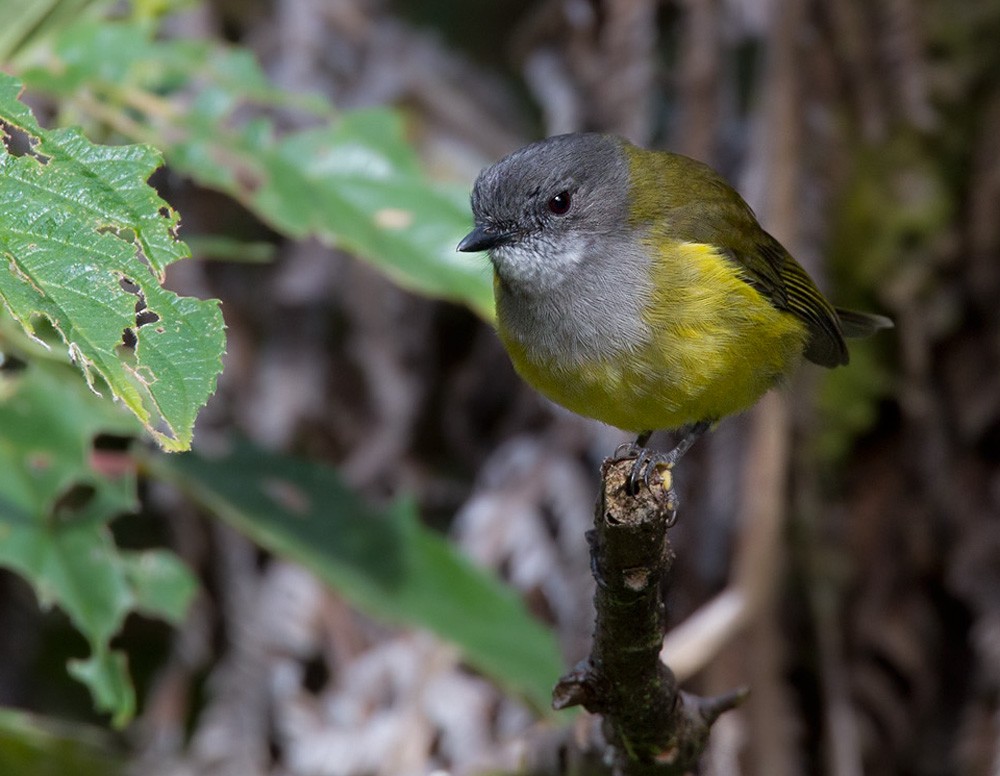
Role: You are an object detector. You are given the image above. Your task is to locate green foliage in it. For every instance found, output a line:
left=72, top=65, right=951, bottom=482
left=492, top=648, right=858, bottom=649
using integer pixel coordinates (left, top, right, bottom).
left=1, top=30, right=213, bottom=723
left=0, top=0, right=104, bottom=64
left=149, top=443, right=563, bottom=713
left=0, top=2, right=526, bottom=735
left=0, top=708, right=125, bottom=776
left=815, top=338, right=895, bottom=465
left=0, top=355, right=197, bottom=726
left=19, top=18, right=494, bottom=318
left=0, top=73, right=226, bottom=451
left=816, top=134, right=929, bottom=463
left=828, top=133, right=952, bottom=296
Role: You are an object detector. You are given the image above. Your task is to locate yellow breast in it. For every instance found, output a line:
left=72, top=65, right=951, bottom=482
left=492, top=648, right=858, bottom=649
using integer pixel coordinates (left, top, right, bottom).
left=498, top=240, right=808, bottom=432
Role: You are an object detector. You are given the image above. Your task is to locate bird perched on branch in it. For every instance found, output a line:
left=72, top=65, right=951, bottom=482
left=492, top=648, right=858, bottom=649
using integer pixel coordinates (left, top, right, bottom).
left=458, top=133, right=892, bottom=510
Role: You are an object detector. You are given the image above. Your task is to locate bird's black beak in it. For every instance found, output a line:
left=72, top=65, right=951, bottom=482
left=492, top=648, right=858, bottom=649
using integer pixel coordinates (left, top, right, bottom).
left=457, top=225, right=512, bottom=253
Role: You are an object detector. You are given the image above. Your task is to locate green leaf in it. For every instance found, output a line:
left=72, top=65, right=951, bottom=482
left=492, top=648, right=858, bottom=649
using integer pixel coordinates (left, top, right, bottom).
left=148, top=443, right=562, bottom=712
left=0, top=72, right=225, bottom=451
left=0, top=358, right=198, bottom=725
left=192, top=109, right=493, bottom=317
left=19, top=19, right=494, bottom=319
left=122, top=547, right=199, bottom=622
left=0, top=0, right=104, bottom=64
left=185, top=235, right=276, bottom=263
left=66, top=651, right=134, bottom=727
left=0, top=350, right=138, bottom=523
left=0, top=708, right=125, bottom=776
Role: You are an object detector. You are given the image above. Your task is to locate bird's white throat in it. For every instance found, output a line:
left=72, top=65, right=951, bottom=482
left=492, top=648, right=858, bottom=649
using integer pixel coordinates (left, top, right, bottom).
left=491, top=233, right=589, bottom=293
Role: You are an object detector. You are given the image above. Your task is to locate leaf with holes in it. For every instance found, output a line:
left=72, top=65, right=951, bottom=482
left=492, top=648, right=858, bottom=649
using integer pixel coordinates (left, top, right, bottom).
left=18, top=19, right=493, bottom=318
left=0, top=357, right=197, bottom=726
left=0, top=73, right=224, bottom=451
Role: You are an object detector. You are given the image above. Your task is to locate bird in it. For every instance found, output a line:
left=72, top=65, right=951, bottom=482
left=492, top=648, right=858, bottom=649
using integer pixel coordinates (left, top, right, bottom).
left=457, top=132, right=891, bottom=509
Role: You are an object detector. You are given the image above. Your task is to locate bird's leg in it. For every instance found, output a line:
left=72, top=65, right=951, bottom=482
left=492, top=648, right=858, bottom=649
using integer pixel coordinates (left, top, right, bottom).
left=612, top=430, right=653, bottom=462
left=621, top=422, right=712, bottom=518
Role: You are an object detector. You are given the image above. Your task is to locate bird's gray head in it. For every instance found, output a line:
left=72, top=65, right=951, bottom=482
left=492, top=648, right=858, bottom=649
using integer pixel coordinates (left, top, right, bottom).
left=457, top=133, right=631, bottom=291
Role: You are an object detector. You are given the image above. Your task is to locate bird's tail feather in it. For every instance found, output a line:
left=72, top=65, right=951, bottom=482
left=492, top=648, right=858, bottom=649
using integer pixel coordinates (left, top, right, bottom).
left=835, top=307, right=894, bottom=338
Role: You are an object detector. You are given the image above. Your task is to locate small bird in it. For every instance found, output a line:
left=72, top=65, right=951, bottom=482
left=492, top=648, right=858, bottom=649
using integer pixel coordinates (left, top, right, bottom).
left=458, top=133, right=891, bottom=507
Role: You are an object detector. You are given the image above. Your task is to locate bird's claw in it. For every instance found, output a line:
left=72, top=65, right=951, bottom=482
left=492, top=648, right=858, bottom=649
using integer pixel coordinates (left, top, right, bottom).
left=611, top=441, right=641, bottom=462
left=626, top=448, right=674, bottom=493
left=612, top=446, right=682, bottom=523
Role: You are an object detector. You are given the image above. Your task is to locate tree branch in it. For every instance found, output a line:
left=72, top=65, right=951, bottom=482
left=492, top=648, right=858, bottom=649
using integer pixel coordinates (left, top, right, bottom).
left=553, top=457, right=746, bottom=774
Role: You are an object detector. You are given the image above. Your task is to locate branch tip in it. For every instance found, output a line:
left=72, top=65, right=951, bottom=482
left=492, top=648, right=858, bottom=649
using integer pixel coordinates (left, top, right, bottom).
left=552, top=661, right=598, bottom=710
left=697, top=686, right=750, bottom=724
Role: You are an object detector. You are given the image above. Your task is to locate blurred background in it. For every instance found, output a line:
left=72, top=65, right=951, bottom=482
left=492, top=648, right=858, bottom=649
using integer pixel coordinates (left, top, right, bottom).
left=1, top=0, right=999, bottom=774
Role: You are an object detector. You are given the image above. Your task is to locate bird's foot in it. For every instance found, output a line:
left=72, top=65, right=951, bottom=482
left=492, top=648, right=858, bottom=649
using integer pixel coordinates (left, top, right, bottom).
left=610, top=444, right=681, bottom=523
left=611, top=423, right=711, bottom=524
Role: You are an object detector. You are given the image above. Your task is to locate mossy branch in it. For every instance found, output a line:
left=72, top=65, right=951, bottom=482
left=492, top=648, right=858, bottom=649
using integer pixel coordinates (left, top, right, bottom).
left=552, top=457, right=746, bottom=775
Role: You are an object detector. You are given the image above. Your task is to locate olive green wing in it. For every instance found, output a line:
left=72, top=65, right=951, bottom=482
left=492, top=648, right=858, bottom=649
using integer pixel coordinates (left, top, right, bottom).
left=645, top=151, right=888, bottom=367
left=670, top=199, right=849, bottom=367
left=740, top=235, right=849, bottom=368
left=727, top=234, right=893, bottom=366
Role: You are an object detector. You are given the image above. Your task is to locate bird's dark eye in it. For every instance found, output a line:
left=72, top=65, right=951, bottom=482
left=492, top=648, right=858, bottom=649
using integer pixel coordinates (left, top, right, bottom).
left=547, top=190, right=572, bottom=215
